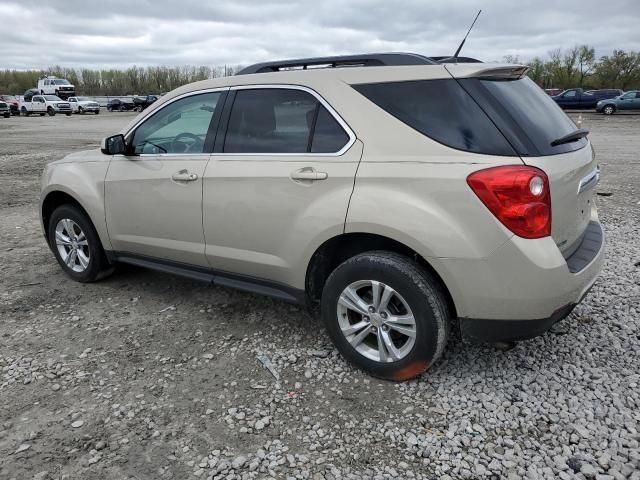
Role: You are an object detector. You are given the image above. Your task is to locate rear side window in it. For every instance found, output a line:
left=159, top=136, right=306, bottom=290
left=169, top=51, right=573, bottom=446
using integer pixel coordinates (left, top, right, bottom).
left=311, top=105, right=350, bottom=153
left=223, top=88, right=350, bottom=154
left=353, top=80, right=516, bottom=156
left=460, top=76, right=587, bottom=156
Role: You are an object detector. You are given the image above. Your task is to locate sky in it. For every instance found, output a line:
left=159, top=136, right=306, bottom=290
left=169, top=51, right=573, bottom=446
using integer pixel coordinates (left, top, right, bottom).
left=0, top=0, right=638, bottom=70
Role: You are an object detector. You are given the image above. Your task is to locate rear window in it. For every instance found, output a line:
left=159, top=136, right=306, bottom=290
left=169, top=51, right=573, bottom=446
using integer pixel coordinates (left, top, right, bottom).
left=459, top=76, right=587, bottom=156
left=354, top=80, right=516, bottom=156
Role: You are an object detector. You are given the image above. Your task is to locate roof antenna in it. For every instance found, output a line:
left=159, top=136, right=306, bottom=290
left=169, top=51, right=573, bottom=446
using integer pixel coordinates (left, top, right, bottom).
left=452, top=9, right=482, bottom=60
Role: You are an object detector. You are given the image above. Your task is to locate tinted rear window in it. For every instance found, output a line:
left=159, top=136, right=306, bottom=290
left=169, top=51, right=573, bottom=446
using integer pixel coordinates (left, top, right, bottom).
left=353, top=80, right=516, bottom=156
left=459, top=76, right=587, bottom=156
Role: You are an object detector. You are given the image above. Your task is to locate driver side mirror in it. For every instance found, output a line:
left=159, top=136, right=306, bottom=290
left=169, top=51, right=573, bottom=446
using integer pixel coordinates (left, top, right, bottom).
left=101, top=134, right=127, bottom=155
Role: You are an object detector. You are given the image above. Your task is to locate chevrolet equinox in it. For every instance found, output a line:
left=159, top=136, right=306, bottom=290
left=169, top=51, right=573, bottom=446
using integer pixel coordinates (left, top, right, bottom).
left=40, top=53, right=604, bottom=380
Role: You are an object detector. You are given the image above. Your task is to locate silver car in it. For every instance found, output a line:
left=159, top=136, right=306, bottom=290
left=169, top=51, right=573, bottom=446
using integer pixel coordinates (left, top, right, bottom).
left=40, top=53, right=604, bottom=380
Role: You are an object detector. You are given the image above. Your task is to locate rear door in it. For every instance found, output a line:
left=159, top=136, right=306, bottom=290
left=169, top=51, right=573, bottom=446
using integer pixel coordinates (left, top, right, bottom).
left=457, top=74, right=596, bottom=256
left=33, top=96, right=45, bottom=113
left=202, top=85, right=361, bottom=286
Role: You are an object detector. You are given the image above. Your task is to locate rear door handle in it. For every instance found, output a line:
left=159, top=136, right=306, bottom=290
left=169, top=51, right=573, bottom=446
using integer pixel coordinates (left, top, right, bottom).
left=171, top=170, right=198, bottom=182
left=290, top=167, right=328, bottom=181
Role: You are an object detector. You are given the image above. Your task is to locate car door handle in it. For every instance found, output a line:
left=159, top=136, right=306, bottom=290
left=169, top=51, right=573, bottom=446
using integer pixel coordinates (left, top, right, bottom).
left=290, top=168, right=328, bottom=181
left=171, top=170, right=198, bottom=182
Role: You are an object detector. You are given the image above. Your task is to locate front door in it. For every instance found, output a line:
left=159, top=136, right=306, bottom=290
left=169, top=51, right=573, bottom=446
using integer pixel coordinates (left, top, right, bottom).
left=105, top=90, right=226, bottom=267
left=619, top=91, right=638, bottom=110
left=202, top=86, right=361, bottom=287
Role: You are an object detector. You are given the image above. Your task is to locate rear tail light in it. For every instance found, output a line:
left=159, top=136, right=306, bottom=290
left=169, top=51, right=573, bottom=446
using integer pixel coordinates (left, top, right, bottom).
left=467, top=165, right=551, bottom=239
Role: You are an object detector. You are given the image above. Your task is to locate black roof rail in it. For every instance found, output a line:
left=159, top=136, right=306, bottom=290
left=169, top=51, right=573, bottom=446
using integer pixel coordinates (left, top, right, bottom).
left=431, top=56, right=483, bottom=64
left=236, top=52, right=437, bottom=75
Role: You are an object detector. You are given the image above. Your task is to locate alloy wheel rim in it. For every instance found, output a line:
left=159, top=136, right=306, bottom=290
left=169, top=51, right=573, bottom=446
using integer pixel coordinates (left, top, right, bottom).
left=55, top=219, right=90, bottom=273
left=336, top=280, right=416, bottom=363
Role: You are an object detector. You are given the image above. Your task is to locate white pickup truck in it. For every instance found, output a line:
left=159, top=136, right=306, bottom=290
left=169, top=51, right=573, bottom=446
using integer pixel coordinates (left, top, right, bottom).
left=68, top=96, right=100, bottom=114
left=21, top=94, right=72, bottom=116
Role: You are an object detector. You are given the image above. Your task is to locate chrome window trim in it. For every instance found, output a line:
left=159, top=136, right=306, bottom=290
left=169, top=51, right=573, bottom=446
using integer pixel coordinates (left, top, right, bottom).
left=218, top=84, right=356, bottom=157
left=118, top=84, right=356, bottom=158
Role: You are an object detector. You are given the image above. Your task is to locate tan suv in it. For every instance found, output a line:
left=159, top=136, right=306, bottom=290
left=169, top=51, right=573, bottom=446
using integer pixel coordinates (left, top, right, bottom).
left=40, top=53, right=604, bottom=380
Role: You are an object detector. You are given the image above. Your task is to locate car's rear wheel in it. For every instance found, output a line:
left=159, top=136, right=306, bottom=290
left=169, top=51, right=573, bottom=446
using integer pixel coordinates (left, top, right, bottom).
left=48, top=205, right=113, bottom=283
left=119, top=105, right=125, bottom=112
left=603, top=104, right=615, bottom=115
left=321, top=251, right=449, bottom=381
left=21, top=107, right=29, bottom=116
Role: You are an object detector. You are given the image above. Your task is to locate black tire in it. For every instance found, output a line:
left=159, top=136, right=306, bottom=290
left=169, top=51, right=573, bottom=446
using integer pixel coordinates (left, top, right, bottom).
left=40, top=113, right=45, bottom=116
left=47, top=204, right=113, bottom=283
left=21, top=107, right=30, bottom=116
left=78, top=107, right=84, bottom=114
left=603, top=104, right=615, bottom=115
left=119, top=105, right=125, bottom=112
left=47, top=107, right=55, bottom=116
left=107, top=106, right=112, bottom=112
left=3, top=112, right=9, bottom=118
left=321, top=251, right=450, bottom=381
left=65, top=112, right=71, bottom=116
left=95, top=110, right=100, bottom=115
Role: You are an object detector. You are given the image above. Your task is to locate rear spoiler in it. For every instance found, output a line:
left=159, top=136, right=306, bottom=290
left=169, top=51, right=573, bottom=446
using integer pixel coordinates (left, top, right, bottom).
left=445, top=64, right=530, bottom=80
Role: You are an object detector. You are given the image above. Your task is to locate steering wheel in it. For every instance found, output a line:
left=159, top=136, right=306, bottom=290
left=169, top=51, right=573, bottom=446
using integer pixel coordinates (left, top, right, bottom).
left=171, top=132, right=203, bottom=153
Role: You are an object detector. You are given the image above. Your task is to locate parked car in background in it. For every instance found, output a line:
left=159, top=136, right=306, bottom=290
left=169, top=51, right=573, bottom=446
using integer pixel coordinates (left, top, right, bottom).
left=40, top=53, right=604, bottom=380
left=552, top=88, right=623, bottom=109
left=0, top=100, right=10, bottom=118
left=106, top=98, right=136, bottom=112
left=0, top=95, right=20, bottom=115
left=133, top=95, right=159, bottom=112
left=21, top=94, right=72, bottom=116
left=596, top=90, right=640, bottom=115
left=68, top=96, right=100, bottom=114
left=38, top=76, right=76, bottom=99
left=544, top=88, right=563, bottom=96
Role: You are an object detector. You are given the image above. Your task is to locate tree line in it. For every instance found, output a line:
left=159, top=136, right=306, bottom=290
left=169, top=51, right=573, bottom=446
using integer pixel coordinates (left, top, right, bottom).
left=0, top=47, right=638, bottom=96
left=505, top=47, right=640, bottom=90
left=0, top=65, right=243, bottom=96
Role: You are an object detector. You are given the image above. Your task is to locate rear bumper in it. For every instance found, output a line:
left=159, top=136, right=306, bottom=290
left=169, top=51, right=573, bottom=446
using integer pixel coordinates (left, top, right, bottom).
left=459, top=301, right=578, bottom=343
left=436, top=213, right=604, bottom=331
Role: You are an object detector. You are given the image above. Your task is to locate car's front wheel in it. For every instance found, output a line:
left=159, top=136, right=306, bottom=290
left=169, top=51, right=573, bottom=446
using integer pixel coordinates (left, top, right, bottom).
left=321, top=251, right=450, bottom=381
left=47, top=107, right=55, bottom=116
left=48, top=205, right=113, bottom=282
left=603, top=104, right=615, bottom=115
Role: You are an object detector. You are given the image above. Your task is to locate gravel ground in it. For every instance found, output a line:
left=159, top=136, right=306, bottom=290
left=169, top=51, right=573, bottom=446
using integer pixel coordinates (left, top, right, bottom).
left=0, top=112, right=639, bottom=480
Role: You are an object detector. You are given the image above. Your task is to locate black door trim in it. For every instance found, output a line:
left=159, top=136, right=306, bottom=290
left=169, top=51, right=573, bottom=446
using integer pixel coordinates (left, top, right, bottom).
left=106, top=251, right=306, bottom=305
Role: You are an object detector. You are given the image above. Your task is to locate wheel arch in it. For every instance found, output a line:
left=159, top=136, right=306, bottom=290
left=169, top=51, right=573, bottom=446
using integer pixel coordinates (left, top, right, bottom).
left=304, top=232, right=457, bottom=318
left=41, top=190, right=93, bottom=242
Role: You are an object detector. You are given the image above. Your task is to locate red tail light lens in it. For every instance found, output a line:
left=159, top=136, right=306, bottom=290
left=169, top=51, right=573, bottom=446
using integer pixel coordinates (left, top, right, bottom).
left=467, top=166, right=551, bottom=239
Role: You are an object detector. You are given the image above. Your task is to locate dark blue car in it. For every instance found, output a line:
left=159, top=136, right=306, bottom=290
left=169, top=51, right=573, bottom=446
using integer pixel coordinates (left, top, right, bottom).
left=552, top=88, right=623, bottom=109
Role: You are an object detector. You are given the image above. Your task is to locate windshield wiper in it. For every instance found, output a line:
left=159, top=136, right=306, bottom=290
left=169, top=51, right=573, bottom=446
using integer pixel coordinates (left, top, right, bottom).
left=550, top=128, right=589, bottom=147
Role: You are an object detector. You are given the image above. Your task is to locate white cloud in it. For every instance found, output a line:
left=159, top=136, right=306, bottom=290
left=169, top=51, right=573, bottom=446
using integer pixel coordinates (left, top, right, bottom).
left=0, top=0, right=638, bottom=69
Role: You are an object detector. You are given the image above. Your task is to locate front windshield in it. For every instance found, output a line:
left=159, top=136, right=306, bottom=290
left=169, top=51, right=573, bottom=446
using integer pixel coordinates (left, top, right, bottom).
left=53, top=80, right=70, bottom=85
left=76, top=96, right=90, bottom=101
left=44, top=95, right=62, bottom=101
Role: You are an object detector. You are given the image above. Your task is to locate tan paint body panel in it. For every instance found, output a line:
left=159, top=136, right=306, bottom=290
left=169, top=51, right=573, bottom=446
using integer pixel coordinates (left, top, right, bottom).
left=40, top=150, right=112, bottom=251
left=521, top=145, right=596, bottom=255
left=203, top=141, right=363, bottom=287
left=105, top=154, right=209, bottom=266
